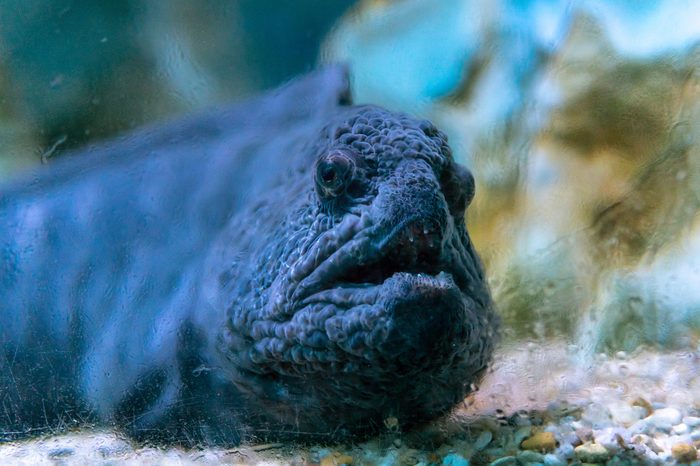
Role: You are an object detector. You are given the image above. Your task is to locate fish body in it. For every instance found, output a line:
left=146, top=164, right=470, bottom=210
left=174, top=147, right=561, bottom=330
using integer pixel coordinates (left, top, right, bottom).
left=0, top=67, right=497, bottom=444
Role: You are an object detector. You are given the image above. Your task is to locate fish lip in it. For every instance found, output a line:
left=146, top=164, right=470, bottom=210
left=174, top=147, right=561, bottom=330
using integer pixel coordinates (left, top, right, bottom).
left=299, top=270, right=458, bottom=307
left=289, top=215, right=452, bottom=308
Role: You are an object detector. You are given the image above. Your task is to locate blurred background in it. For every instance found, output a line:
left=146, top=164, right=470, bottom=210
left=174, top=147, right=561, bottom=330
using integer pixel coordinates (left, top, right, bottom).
left=2, top=0, right=699, bottom=356
left=0, top=0, right=355, bottom=172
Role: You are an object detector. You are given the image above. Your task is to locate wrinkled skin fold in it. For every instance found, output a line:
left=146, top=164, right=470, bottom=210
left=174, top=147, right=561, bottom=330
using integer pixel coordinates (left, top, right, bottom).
left=0, top=67, right=498, bottom=445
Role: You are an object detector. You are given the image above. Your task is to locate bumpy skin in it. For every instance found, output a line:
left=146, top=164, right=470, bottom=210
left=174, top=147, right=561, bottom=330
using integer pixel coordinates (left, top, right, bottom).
left=0, top=67, right=498, bottom=444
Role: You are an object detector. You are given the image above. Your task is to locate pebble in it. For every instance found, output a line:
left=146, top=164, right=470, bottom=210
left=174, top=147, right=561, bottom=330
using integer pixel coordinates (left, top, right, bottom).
left=647, top=437, right=664, bottom=454
left=628, top=419, right=651, bottom=435
left=3, top=351, right=700, bottom=466
left=473, top=430, right=493, bottom=451
left=320, top=452, right=354, bottom=466
left=514, top=426, right=533, bottom=446
left=673, top=423, right=690, bottom=435
left=632, top=398, right=654, bottom=417
left=608, top=402, right=645, bottom=425
left=555, top=430, right=578, bottom=448
left=517, top=450, right=545, bottom=463
left=484, top=447, right=506, bottom=458
left=684, top=416, right=700, bottom=427
left=543, top=453, right=567, bottom=466
left=520, top=431, right=557, bottom=452
left=632, top=433, right=665, bottom=454
left=512, top=412, right=534, bottom=427
left=574, top=442, right=610, bottom=463
left=489, top=456, right=517, bottom=466
left=570, top=420, right=585, bottom=430
left=671, top=443, right=698, bottom=463
left=646, top=407, right=682, bottom=430
left=48, top=448, right=74, bottom=458
left=442, top=453, right=469, bottom=466
left=376, top=450, right=399, bottom=466
left=555, top=443, right=575, bottom=460
left=575, top=427, right=594, bottom=443
left=594, top=427, right=629, bottom=453
left=581, top=403, right=612, bottom=428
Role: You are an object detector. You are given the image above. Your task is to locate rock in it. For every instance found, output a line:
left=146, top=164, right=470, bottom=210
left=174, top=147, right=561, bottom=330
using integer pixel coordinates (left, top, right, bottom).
left=575, top=427, right=594, bottom=444
left=593, top=427, right=629, bottom=454
left=95, top=437, right=133, bottom=458
left=641, top=436, right=664, bottom=454
left=673, top=423, right=690, bottom=435
left=320, top=452, right=354, bottom=466
left=632, top=398, right=654, bottom=417
left=581, top=403, right=612, bottom=429
left=543, top=453, right=567, bottom=466
left=602, top=459, right=629, bottom=466
left=555, top=430, right=579, bottom=449
left=631, top=434, right=664, bottom=453
left=627, top=441, right=652, bottom=459
left=48, top=448, right=74, bottom=458
left=376, top=450, right=399, bottom=466
left=646, top=407, right=682, bottom=430
left=608, top=402, right=645, bottom=425
left=473, top=430, right=493, bottom=451
left=555, top=443, right=575, bottom=460
left=489, top=456, right=517, bottom=466
left=511, top=412, right=534, bottom=427
left=514, top=426, right=533, bottom=446
left=399, top=448, right=421, bottom=465
left=442, top=453, right=469, bottom=466
left=520, top=432, right=558, bottom=452
left=683, top=416, right=700, bottom=427
left=384, top=416, right=400, bottom=432
left=517, top=450, right=545, bottom=463
left=671, top=443, right=698, bottom=463
left=570, top=420, right=585, bottom=431
left=483, top=448, right=507, bottom=459
left=628, top=419, right=651, bottom=435
left=574, top=442, right=610, bottom=463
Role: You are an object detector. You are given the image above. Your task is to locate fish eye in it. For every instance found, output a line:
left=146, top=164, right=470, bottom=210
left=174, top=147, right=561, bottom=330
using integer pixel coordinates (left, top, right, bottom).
left=315, top=150, right=356, bottom=198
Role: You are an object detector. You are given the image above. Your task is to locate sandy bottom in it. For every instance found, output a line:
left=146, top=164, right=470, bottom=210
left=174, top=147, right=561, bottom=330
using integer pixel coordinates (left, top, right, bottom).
left=1, top=343, right=699, bottom=465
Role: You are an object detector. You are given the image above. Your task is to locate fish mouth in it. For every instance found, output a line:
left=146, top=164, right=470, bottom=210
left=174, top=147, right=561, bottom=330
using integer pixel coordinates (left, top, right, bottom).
left=332, top=217, right=444, bottom=287
left=288, top=215, right=463, bottom=309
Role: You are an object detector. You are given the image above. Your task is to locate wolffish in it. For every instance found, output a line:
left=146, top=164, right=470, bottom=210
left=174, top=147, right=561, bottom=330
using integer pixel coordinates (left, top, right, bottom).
left=0, top=67, right=498, bottom=444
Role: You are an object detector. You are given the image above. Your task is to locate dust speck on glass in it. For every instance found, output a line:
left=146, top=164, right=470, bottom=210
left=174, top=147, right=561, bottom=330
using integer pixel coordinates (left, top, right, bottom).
left=1, top=1, right=700, bottom=465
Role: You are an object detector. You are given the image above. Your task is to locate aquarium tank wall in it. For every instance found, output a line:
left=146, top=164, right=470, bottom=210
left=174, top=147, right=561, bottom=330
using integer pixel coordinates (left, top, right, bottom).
left=1, top=0, right=699, bottom=464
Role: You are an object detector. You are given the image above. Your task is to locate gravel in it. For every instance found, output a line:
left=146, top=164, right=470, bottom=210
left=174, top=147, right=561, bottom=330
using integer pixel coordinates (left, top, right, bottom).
left=2, top=343, right=699, bottom=465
